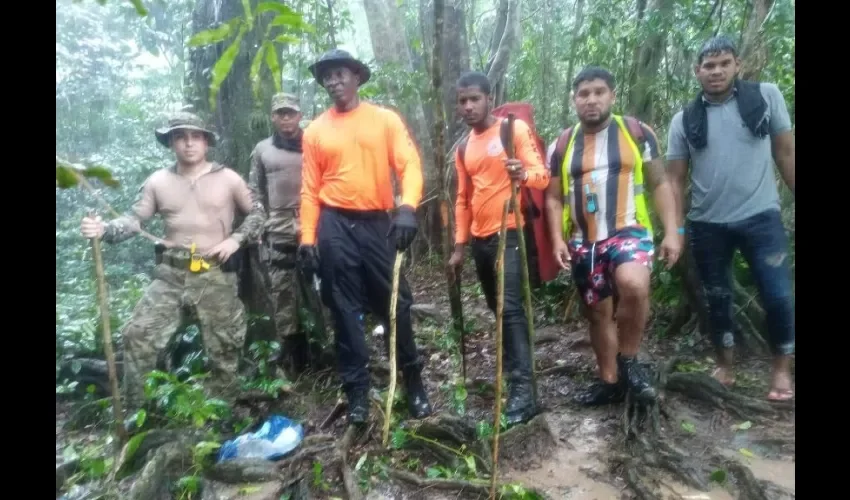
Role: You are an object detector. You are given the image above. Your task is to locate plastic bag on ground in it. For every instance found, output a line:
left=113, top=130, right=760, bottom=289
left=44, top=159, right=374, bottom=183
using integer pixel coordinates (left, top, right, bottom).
left=217, top=414, right=304, bottom=462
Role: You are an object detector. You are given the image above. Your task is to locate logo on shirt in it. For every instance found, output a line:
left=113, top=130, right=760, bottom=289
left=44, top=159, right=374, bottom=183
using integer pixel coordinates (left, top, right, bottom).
left=486, top=138, right=503, bottom=157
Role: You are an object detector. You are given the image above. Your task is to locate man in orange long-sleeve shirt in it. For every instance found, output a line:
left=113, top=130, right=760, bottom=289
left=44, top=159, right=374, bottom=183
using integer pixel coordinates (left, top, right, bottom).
left=298, top=49, right=432, bottom=425
left=447, top=71, right=550, bottom=426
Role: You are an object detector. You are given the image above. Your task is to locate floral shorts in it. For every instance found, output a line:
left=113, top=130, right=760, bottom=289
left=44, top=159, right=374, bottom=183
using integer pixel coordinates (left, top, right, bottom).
left=568, top=226, right=654, bottom=307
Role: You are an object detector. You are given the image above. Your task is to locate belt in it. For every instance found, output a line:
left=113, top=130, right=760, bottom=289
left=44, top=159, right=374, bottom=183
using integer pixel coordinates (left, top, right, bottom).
left=321, top=204, right=390, bottom=220
left=161, top=254, right=227, bottom=273
left=272, top=208, right=300, bottom=217
left=471, top=227, right=520, bottom=244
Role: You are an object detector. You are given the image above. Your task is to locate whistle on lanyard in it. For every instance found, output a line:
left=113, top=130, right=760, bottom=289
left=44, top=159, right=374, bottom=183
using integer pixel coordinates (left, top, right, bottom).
left=189, top=243, right=211, bottom=272
left=584, top=185, right=598, bottom=214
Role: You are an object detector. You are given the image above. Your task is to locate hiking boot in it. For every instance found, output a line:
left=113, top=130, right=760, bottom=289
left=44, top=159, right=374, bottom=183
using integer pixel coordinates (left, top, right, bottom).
left=505, top=378, right=537, bottom=426
left=403, top=365, right=433, bottom=419
left=574, top=380, right=625, bottom=406
left=346, top=389, right=370, bottom=425
left=618, top=354, right=657, bottom=402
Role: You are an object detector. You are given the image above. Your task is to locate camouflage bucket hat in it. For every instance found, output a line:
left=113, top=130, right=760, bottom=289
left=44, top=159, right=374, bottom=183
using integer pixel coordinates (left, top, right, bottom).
left=155, top=112, right=219, bottom=148
left=271, top=93, right=301, bottom=113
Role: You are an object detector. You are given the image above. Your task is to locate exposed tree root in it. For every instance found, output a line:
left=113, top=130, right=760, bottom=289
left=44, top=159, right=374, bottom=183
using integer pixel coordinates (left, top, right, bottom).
left=320, top=397, right=347, bottom=429
left=665, top=372, right=783, bottom=421
left=612, top=363, right=787, bottom=500
left=126, top=441, right=193, bottom=500
left=207, top=458, right=281, bottom=483
left=386, top=467, right=550, bottom=499
left=407, top=415, right=492, bottom=473
left=497, top=414, right=557, bottom=471
left=335, top=424, right=365, bottom=500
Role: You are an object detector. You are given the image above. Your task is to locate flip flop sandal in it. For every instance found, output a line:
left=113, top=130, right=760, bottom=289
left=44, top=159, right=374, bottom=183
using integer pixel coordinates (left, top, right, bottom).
left=767, top=388, right=794, bottom=401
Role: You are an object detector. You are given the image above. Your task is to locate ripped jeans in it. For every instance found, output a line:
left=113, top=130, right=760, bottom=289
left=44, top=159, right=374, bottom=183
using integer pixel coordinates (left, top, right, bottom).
left=687, top=208, right=795, bottom=356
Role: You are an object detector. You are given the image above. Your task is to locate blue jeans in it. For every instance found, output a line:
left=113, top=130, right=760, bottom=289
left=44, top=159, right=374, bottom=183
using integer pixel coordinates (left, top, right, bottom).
left=687, top=209, right=795, bottom=356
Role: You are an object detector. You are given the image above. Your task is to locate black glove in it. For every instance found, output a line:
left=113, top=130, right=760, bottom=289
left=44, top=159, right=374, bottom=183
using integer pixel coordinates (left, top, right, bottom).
left=297, top=244, right=319, bottom=276
left=389, top=205, right=418, bottom=251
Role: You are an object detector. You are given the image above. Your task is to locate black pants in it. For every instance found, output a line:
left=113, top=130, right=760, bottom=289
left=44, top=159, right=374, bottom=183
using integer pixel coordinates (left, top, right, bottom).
left=471, top=229, right=533, bottom=382
left=316, top=206, right=420, bottom=393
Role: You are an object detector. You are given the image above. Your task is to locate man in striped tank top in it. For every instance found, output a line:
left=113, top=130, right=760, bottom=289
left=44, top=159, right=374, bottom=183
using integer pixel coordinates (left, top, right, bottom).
left=543, top=66, right=681, bottom=406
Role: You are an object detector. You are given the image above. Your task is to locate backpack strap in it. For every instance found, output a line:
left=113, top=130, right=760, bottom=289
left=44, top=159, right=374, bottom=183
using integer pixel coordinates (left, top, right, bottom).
left=622, top=116, right=646, bottom=146
left=554, top=126, right=575, bottom=163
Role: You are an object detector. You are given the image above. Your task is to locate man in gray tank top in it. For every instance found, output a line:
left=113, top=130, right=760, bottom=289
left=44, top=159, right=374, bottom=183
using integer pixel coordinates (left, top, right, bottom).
left=667, top=36, right=795, bottom=401
left=247, top=93, right=326, bottom=377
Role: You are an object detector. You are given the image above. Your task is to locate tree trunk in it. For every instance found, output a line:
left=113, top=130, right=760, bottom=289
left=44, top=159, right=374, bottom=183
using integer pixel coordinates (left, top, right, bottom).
left=559, top=0, right=585, bottom=127
left=626, top=0, right=674, bottom=123
left=430, top=0, right=465, bottom=352
left=738, top=0, right=776, bottom=81
left=186, top=0, right=273, bottom=176
left=362, top=0, right=438, bottom=255
left=421, top=0, right=470, bottom=144
left=485, top=0, right=520, bottom=106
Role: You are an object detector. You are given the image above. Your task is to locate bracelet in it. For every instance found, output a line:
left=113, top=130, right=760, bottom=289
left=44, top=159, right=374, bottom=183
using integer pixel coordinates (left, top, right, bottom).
left=677, top=227, right=685, bottom=235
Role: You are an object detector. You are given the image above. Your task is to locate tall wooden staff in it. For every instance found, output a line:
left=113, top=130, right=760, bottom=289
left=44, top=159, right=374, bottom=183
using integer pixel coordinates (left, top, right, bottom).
left=504, top=113, right=538, bottom=399
left=88, top=210, right=127, bottom=445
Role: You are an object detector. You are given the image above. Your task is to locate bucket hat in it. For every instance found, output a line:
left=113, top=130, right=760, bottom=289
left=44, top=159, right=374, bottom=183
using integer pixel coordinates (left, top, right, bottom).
left=307, top=49, right=371, bottom=86
left=155, top=111, right=218, bottom=148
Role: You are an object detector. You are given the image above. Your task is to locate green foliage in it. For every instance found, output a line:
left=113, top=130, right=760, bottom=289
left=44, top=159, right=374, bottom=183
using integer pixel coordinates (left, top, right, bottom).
left=188, top=1, right=315, bottom=110
left=143, top=370, right=231, bottom=429
left=56, top=157, right=120, bottom=189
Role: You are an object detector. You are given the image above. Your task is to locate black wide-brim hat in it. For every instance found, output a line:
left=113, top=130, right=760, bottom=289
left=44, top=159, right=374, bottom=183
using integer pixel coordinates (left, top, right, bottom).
left=308, top=49, right=371, bottom=87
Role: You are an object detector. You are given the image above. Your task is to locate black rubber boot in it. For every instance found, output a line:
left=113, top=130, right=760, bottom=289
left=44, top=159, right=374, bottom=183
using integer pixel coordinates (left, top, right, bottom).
left=505, top=376, right=537, bottom=426
left=402, top=364, right=433, bottom=419
left=617, top=354, right=657, bottom=402
left=283, top=333, right=311, bottom=376
left=502, top=312, right=537, bottom=425
left=574, top=380, right=625, bottom=406
left=346, top=388, right=370, bottom=425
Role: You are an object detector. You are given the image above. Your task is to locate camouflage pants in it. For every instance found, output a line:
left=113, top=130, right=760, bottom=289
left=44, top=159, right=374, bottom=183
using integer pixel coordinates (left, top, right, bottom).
left=121, top=263, right=246, bottom=408
left=266, top=246, right=302, bottom=339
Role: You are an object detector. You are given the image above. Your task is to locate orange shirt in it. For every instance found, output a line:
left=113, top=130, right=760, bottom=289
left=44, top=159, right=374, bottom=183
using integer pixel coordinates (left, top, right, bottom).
left=300, top=101, right=424, bottom=245
left=454, top=118, right=549, bottom=243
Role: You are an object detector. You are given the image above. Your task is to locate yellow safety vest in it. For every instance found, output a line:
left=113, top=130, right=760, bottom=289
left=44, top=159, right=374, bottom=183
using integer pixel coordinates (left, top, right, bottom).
left=559, top=114, right=653, bottom=240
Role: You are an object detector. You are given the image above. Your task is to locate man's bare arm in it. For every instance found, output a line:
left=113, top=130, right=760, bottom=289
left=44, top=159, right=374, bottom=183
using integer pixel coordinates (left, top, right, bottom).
left=102, top=180, right=157, bottom=244
left=666, top=159, right=688, bottom=227
left=644, top=158, right=679, bottom=235
left=772, top=131, right=795, bottom=195
left=544, top=177, right=564, bottom=246
left=232, top=173, right=267, bottom=246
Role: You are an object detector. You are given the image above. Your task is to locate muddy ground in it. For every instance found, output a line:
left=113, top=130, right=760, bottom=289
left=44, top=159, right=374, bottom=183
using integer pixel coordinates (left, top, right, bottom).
left=56, top=261, right=795, bottom=499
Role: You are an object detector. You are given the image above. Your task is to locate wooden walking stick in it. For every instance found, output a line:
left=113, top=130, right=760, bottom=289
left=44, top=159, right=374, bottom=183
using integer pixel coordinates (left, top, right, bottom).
left=504, top=113, right=538, bottom=400
left=382, top=250, right=405, bottom=447
left=87, top=210, right=127, bottom=445
left=490, top=200, right=510, bottom=499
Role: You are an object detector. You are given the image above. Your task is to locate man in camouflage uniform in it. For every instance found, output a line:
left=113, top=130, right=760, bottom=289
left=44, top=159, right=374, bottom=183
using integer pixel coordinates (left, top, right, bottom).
left=80, top=112, right=266, bottom=408
left=247, top=93, right=320, bottom=375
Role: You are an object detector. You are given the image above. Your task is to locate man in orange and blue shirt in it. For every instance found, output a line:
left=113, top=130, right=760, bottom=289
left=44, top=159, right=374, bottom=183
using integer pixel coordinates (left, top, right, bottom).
left=544, top=66, right=682, bottom=406
left=448, top=71, right=550, bottom=426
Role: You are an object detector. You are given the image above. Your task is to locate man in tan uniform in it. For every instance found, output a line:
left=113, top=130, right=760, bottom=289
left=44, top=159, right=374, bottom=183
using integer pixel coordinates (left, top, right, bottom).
left=247, top=93, right=322, bottom=375
left=80, top=112, right=266, bottom=407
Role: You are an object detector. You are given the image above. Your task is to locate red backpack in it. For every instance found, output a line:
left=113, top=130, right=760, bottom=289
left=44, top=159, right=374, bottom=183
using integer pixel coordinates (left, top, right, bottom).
left=457, top=102, right=560, bottom=287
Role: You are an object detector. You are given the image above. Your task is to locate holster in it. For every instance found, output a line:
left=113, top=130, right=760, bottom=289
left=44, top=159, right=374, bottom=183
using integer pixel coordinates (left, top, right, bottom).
left=219, top=247, right=244, bottom=273
left=154, top=243, right=166, bottom=265
left=263, top=235, right=298, bottom=270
